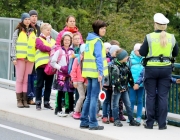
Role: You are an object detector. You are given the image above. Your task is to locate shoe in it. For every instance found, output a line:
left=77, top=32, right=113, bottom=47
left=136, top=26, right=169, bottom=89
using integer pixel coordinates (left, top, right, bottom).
left=16, top=93, right=24, bottom=108
left=97, top=113, right=102, bottom=118
left=89, top=126, right=104, bottom=130
left=153, top=121, right=158, bottom=126
left=129, top=119, right=141, bottom=126
left=22, top=93, right=30, bottom=108
left=36, top=103, right=41, bottom=110
left=54, top=108, right=58, bottom=115
left=44, top=103, right=54, bottom=110
left=159, top=126, right=167, bottom=130
left=102, top=117, right=109, bottom=124
left=119, top=115, right=126, bottom=121
left=28, top=99, right=36, bottom=105
left=80, top=125, right=89, bottom=129
left=144, top=124, right=153, bottom=129
left=143, top=120, right=146, bottom=126
left=114, top=120, right=123, bottom=127
left=73, top=112, right=81, bottom=119
left=127, top=119, right=130, bottom=123
left=109, top=117, right=114, bottom=123
left=69, top=111, right=74, bottom=117
left=136, top=117, right=141, bottom=123
left=57, top=111, right=68, bottom=117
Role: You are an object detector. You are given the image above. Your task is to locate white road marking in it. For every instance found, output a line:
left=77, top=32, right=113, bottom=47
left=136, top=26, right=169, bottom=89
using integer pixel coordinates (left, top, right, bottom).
left=0, top=124, right=54, bottom=140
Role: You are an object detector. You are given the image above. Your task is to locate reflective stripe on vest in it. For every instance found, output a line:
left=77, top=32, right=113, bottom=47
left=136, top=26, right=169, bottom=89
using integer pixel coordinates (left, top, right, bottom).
left=82, top=38, right=108, bottom=78
left=35, top=37, right=55, bottom=69
left=16, top=31, right=36, bottom=62
left=146, top=32, right=175, bottom=66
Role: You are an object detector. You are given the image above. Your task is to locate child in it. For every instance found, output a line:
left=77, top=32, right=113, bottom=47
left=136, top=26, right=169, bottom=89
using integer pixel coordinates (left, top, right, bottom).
left=111, top=49, right=140, bottom=127
left=51, top=34, right=74, bottom=117
left=128, top=43, right=144, bottom=123
left=70, top=44, right=87, bottom=119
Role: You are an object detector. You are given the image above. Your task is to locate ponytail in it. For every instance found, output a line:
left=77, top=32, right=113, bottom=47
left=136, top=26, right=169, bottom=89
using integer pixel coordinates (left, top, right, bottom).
left=154, top=23, right=167, bottom=47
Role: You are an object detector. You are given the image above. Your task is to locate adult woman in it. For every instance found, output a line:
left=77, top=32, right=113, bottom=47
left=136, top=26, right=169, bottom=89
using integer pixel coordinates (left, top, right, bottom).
left=80, top=20, right=108, bottom=130
left=56, top=15, right=84, bottom=45
left=35, top=23, right=56, bottom=110
left=11, top=13, right=36, bottom=108
left=139, top=13, right=179, bottom=130
left=51, top=34, right=74, bottom=116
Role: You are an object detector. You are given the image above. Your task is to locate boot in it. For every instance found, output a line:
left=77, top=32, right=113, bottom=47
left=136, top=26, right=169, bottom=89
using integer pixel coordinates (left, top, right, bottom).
left=16, top=93, right=24, bottom=108
left=22, top=92, right=30, bottom=108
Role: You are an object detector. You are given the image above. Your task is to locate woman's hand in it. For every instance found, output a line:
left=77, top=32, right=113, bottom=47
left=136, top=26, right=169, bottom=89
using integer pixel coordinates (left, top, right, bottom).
left=73, top=83, right=78, bottom=88
left=13, top=60, right=17, bottom=65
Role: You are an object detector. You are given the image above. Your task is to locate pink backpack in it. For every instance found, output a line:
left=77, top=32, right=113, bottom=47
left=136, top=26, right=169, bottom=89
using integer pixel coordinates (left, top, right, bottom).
left=44, top=45, right=62, bottom=75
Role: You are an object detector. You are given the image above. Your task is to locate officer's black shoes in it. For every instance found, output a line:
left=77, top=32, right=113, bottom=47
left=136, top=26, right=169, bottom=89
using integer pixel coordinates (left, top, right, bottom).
left=89, top=126, right=104, bottom=130
left=129, top=120, right=141, bottom=126
left=144, top=124, right=153, bottom=129
left=80, top=125, right=89, bottom=129
left=114, top=120, right=123, bottom=127
left=159, top=125, right=167, bottom=130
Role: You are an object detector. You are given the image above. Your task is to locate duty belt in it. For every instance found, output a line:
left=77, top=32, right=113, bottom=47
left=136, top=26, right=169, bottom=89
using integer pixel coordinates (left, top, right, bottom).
left=148, top=57, right=171, bottom=63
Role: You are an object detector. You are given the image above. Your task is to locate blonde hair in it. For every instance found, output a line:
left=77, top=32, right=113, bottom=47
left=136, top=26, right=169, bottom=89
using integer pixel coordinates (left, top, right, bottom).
left=154, top=23, right=167, bottom=47
left=110, top=40, right=120, bottom=46
left=40, top=23, right=52, bottom=32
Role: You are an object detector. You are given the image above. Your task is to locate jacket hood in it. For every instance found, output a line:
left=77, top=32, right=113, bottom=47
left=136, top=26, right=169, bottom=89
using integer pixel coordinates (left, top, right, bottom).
left=130, top=51, right=142, bottom=60
left=86, top=32, right=100, bottom=41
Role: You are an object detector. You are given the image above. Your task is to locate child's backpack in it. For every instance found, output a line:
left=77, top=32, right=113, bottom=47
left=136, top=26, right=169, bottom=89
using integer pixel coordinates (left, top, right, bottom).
left=44, top=45, right=62, bottom=75
left=68, top=54, right=80, bottom=74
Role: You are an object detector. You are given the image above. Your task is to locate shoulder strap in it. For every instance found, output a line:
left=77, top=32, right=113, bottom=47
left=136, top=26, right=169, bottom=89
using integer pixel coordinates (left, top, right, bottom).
left=57, top=47, right=63, bottom=62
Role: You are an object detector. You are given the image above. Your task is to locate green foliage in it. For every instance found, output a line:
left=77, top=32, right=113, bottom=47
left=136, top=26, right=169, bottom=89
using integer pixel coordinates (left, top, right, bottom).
left=0, top=0, right=179, bottom=61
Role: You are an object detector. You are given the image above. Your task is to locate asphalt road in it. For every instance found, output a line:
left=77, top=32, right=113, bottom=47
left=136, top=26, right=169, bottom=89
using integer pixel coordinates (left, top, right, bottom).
left=0, top=118, right=75, bottom=140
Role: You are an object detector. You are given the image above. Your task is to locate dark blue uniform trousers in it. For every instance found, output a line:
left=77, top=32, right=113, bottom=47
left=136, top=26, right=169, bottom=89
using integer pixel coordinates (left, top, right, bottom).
left=144, top=66, right=172, bottom=128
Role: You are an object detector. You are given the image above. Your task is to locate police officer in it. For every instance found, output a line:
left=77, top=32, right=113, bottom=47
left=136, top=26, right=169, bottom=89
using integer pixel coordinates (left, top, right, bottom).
left=139, top=13, right=179, bottom=130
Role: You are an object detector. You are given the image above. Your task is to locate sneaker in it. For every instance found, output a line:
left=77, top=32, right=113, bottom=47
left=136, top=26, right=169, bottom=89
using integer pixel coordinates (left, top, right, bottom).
left=57, top=111, right=68, bottom=117
left=73, top=112, right=81, bottom=119
left=102, top=117, right=109, bottom=124
left=136, top=117, right=141, bottom=123
left=69, top=111, right=74, bottom=117
left=89, top=126, right=104, bottom=130
left=109, top=117, right=114, bottom=123
left=129, top=119, right=141, bottom=126
left=114, top=120, right=123, bottom=127
left=36, top=103, right=41, bottom=110
left=96, top=114, right=102, bottom=121
left=153, top=121, right=158, bottom=126
left=119, top=115, right=126, bottom=121
left=44, top=103, right=54, bottom=110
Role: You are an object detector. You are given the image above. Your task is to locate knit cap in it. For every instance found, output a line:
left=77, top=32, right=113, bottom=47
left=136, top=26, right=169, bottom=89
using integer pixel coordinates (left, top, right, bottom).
left=109, top=45, right=120, bottom=55
left=133, top=43, right=142, bottom=51
left=29, top=10, right=38, bottom=16
left=117, top=49, right=128, bottom=61
left=62, top=31, right=72, bottom=37
left=104, top=42, right=111, bottom=49
left=21, top=13, right=30, bottom=21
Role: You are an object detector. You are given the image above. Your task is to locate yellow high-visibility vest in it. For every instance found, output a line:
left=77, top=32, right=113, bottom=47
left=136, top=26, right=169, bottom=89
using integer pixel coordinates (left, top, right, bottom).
left=82, top=38, right=108, bottom=78
left=35, top=37, right=55, bottom=69
left=146, top=32, right=176, bottom=66
left=16, top=31, right=36, bottom=62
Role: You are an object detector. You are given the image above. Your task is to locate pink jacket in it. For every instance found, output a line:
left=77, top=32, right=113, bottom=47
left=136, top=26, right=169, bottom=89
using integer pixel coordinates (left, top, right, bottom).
left=70, top=55, right=87, bottom=84
left=56, top=26, right=84, bottom=45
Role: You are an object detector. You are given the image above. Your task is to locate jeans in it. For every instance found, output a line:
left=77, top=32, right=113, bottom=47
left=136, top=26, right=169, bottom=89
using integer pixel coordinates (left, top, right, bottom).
left=129, top=87, right=144, bottom=118
left=102, top=88, right=112, bottom=118
left=112, top=90, right=133, bottom=121
left=80, top=78, right=100, bottom=128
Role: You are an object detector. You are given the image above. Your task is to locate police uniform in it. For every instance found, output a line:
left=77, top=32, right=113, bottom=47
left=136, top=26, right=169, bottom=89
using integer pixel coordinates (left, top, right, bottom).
left=139, top=13, right=179, bottom=129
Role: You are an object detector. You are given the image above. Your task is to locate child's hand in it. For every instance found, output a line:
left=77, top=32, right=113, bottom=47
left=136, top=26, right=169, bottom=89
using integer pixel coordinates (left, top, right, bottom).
left=133, top=84, right=139, bottom=90
left=73, top=83, right=78, bottom=88
left=176, top=79, right=180, bottom=84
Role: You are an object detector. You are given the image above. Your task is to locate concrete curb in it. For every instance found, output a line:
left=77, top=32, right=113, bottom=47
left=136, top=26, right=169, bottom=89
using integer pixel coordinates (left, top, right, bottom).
left=0, top=109, right=115, bottom=140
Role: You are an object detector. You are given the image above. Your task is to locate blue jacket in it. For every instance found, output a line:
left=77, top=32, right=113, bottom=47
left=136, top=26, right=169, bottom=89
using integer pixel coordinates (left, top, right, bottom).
left=136, top=68, right=177, bottom=85
left=128, top=51, right=144, bottom=87
left=86, top=33, right=103, bottom=76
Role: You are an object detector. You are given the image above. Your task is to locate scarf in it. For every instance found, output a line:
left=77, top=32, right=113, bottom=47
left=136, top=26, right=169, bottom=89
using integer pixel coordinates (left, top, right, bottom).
left=64, top=26, right=78, bottom=33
